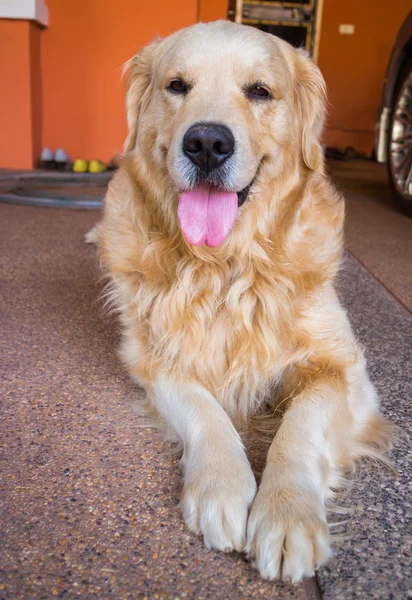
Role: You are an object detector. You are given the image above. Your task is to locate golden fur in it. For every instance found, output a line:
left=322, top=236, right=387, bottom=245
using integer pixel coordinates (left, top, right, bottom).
left=96, top=21, right=390, bottom=581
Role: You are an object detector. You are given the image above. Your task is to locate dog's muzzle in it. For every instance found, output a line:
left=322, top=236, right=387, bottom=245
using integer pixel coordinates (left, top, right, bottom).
left=177, top=122, right=260, bottom=247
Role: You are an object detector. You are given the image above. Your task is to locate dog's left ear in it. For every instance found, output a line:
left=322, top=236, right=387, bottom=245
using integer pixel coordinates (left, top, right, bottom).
left=295, top=50, right=327, bottom=170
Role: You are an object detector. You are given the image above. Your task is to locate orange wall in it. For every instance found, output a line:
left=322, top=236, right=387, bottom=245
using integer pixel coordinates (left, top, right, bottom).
left=0, top=20, right=41, bottom=169
left=30, top=23, right=43, bottom=165
left=39, top=0, right=412, bottom=160
left=199, top=0, right=228, bottom=22
left=318, top=0, right=411, bottom=153
left=41, top=0, right=198, bottom=163
left=3, top=0, right=409, bottom=167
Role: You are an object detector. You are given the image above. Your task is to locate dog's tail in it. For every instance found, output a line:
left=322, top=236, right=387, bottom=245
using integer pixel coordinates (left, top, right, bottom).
left=84, top=223, right=101, bottom=245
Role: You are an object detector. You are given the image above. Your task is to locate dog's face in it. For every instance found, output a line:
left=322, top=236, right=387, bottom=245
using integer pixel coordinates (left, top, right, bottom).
left=125, top=21, right=326, bottom=247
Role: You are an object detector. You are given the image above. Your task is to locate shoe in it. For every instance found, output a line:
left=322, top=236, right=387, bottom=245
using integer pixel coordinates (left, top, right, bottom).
left=106, top=155, right=120, bottom=171
left=88, top=160, right=106, bottom=173
left=73, top=159, right=89, bottom=173
left=55, top=148, right=71, bottom=171
left=39, top=148, right=55, bottom=170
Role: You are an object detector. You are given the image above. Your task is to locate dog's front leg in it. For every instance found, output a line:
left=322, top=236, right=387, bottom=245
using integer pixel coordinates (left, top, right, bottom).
left=150, top=378, right=257, bottom=552
left=246, top=367, right=361, bottom=582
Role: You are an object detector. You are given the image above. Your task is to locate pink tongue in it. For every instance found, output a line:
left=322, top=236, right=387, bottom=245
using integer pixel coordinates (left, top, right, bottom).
left=178, top=187, right=238, bottom=247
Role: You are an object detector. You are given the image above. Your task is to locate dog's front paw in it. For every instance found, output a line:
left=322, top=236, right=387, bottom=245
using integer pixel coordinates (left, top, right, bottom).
left=181, top=450, right=257, bottom=553
left=246, top=484, right=331, bottom=582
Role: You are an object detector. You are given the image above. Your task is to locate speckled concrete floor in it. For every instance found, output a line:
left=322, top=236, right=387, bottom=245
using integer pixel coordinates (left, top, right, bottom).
left=318, top=256, right=411, bottom=599
left=327, top=159, right=412, bottom=312
left=0, top=171, right=411, bottom=599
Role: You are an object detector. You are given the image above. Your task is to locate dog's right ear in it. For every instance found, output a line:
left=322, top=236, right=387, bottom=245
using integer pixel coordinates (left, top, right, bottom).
left=123, top=38, right=162, bottom=154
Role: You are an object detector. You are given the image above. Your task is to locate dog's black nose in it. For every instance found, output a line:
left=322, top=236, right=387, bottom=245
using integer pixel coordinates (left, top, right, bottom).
left=183, top=123, right=235, bottom=173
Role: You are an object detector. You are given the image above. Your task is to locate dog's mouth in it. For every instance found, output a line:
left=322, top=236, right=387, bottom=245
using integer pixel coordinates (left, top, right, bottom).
left=236, top=180, right=253, bottom=208
left=178, top=172, right=258, bottom=248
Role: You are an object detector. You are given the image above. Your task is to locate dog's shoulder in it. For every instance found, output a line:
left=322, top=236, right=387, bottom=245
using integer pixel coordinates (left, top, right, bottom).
left=99, top=164, right=148, bottom=272
left=104, top=165, right=136, bottom=209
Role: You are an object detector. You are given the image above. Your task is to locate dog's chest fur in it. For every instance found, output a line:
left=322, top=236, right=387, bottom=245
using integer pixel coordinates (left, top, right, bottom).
left=118, top=255, right=295, bottom=419
left=102, top=170, right=343, bottom=420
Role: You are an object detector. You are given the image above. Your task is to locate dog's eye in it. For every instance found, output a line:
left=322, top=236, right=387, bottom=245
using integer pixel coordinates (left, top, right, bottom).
left=168, top=79, right=189, bottom=94
left=245, top=84, right=272, bottom=101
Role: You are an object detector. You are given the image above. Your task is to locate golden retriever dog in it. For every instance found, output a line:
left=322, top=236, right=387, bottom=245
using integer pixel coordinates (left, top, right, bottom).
left=96, top=20, right=390, bottom=582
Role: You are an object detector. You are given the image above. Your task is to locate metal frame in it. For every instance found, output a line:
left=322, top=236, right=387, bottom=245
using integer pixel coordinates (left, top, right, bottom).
left=230, top=0, right=323, bottom=61
left=242, top=19, right=312, bottom=52
left=242, top=1, right=314, bottom=8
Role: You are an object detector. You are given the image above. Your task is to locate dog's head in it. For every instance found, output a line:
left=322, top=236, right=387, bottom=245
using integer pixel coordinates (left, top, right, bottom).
left=124, top=21, right=326, bottom=248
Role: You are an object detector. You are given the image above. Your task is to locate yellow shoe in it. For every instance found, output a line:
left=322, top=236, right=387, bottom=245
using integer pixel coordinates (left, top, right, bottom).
left=88, top=160, right=106, bottom=173
left=73, top=159, right=89, bottom=173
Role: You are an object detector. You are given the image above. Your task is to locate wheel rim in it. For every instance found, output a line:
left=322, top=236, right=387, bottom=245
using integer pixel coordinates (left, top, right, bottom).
left=390, top=69, right=412, bottom=201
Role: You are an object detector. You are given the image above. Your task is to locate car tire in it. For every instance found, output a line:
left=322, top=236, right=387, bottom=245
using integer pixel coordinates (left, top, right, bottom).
left=387, top=55, right=412, bottom=217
